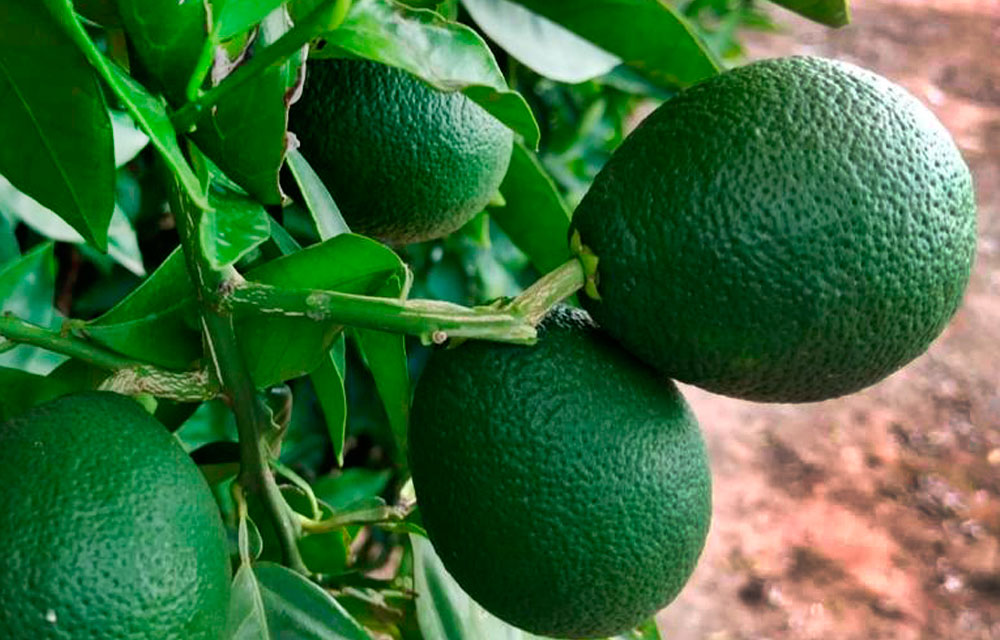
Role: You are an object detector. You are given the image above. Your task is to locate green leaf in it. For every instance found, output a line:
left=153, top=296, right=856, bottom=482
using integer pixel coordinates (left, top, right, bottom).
left=193, top=7, right=303, bottom=205
left=311, top=335, right=348, bottom=465
left=86, top=248, right=202, bottom=370
left=505, top=0, right=720, bottom=88
left=200, top=185, right=271, bottom=270
left=0, top=243, right=62, bottom=375
left=0, top=176, right=146, bottom=276
left=214, top=0, right=287, bottom=39
left=768, top=0, right=850, bottom=27
left=286, top=148, right=350, bottom=241
left=319, top=0, right=540, bottom=147
left=349, top=276, right=410, bottom=464
left=0, top=212, right=18, bottom=266
left=489, top=142, right=571, bottom=274
left=0, top=367, right=50, bottom=421
left=461, top=0, right=620, bottom=83
left=40, top=1, right=210, bottom=209
left=227, top=562, right=372, bottom=639
left=313, top=468, right=392, bottom=511
left=239, top=234, right=407, bottom=387
left=0, top=0, right=114, bottom=250
left=112, top=110, right=150, bottom=168
left=116, top=0, right=209, bottom=103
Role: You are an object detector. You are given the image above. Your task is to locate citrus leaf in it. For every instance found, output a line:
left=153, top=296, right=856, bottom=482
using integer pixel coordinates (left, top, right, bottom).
left=349, top=274, right=410, bottom=465
left=768, top=0, right=850, bottom=27
left=116, top=0, right=209, bottom=103
left=489, top=142, right=571, bottom=274
left=0, top=367, right=49, bottom=421
left=239, top=234, right=407, bottom=387
left=228, top=562, right=372, bottom=640
left=86, top=248, right=202, bottom=370
left=461, top=0, right=620, bottom=84
left=213, top=0, right=287, bottom=39
left=0, top=212, right=17, bottom=266
left=0, top=176, right=146, bottom=276
left=311, top=335, right=348, bottom=466
left=316, top=0, right=540, bottom=147
left=111, top=110, right=150, bottom=168
left=41, top=0, right=210, bottom=209
left=505, top=0, right=720, bottom=88
left=200, top=186, right=271, bottom=270
left=193, top=7, right=303, bottom=205
left=0, top=0, right=114, bottom=250
left=0, top=243, right=62, bottom=374
left=313, top=468, right=392, bottom=511
left=286, top=148, right=350, bottom=240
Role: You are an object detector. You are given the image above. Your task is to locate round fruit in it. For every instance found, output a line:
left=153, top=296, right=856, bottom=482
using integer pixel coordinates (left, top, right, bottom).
left=409, top=307, right=711, bottom=638
left=571, top=55, right=976, bottom=403
left=0, top=392, right=231, bottom=640
left=289, top=58, right=514, bottom=244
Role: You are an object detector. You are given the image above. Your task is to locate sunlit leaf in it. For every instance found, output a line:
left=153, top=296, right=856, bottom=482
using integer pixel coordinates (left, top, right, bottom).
left=0, top=243, right=62, bottom=374
left=199, top=186, right=271, bottom=270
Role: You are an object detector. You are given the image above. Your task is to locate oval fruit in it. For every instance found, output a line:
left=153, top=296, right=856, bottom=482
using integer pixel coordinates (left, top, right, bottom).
left=0, top=392, right=232, bottom=640
left=572, top=55, right=977, bottom=402
left=409, top=307, right=711, bottom=638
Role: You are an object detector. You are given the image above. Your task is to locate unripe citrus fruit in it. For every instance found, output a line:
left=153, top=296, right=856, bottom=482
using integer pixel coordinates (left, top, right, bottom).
left=409, top=307, right=711, bottom=638
left=0, top=392, right=231, bottom=639
left=572, top=56, right=976, bottom=402
left=290, top=59, right=514, bottom=244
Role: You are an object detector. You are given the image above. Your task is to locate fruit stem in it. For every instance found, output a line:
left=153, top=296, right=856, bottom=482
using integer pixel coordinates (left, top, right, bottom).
left=169, top=173, right=309, bottom=575
left=170, top=0, right=353, bottom=133
left=503, top=258, right=587, bottom=325
left=297, top=503, right=411, bottom=534
left=226, top=283, right=540, bottom=345
left=0, top=314, right=216, bottom=401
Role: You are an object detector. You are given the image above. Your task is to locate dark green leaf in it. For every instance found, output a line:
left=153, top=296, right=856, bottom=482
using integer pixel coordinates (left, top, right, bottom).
left=239, top=234, right=406, bottom=387
left=214, top=0, right=287, bottom=39
left=86, top=248, right=202, bottom=370
left=1, top=0, right=114, bottom=249
left=489, top=141, right=571, bottom=273
left=0, top=367, right=49, bottom=421
left=200, top=186, right=271, bottom=269
left=319, top=0, right=540, bottom=147
left=506, top=0, right=720, bottom=88
left=76, top=0, right=122, bottom=27
left=768, top=0, right=850, bottom=27
left=461, top=0, right=620, bottom=83
left=176, top=399, right=239, bottom=452
left=116, top=0, right=209, bottom=103
left=286, top=148, right=350, bottom=240
left=193, top=7, right=303, bottom=205
left=0, top=243, right=62, bottom=374
left=311, top=335, right=348, bottom=465
left=40, top=1, right=210, bottom=208
left=227, top=562, right=372, bottom=639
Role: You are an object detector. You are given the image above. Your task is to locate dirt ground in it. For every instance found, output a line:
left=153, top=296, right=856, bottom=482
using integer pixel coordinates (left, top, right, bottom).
left=657, top=1, right=1000, bottom=639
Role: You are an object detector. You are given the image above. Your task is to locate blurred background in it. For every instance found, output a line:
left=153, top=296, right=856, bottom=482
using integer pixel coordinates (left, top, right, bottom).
left=660, top=1, right=1000, bottom=638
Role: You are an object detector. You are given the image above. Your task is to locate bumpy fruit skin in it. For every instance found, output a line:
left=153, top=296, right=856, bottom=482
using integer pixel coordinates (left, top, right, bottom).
left=289, top=59, right=514, bottom=244
left=0, top=392, right=231, bottom=640
left=571, top=55, right=977, bottom=403
left=409, top=307, right=711, bottom=638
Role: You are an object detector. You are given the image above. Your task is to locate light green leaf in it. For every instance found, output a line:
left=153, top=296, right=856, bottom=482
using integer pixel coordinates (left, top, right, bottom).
left=461, top=0, right=620, bottom=83
left=489, top=142, right=571, bottom=274
left=0, top=176, right=145, bottom=276
left=505, top=0, right=719, bottom=88
left=200, top=186, right=272, bottom=270
left=227, top=562, right=372, bottom=639
left=286, top=148, right=350, bottom=241
left=319, top=0, right=540, bottom=147
left=0, top=212, right=17, bottom=266
left=112, top=110, right=150, bottom=168
left=0, top=243, right=63, bottom=374
left=1, top=0, right=114, bottom=250
left=41, top=0, right=209, bottom=208
left=768, top=0, right=850, bottom=27
left=214, top=0, right=287, bottom=39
